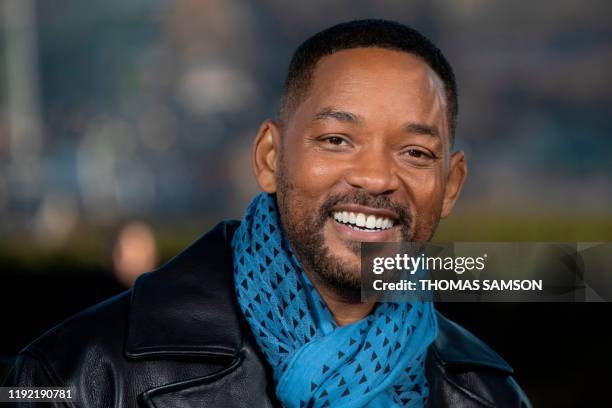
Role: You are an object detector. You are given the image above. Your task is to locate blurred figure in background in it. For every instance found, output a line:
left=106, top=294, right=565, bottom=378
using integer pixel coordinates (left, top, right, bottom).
left=112, top=222, right=158, bottom=287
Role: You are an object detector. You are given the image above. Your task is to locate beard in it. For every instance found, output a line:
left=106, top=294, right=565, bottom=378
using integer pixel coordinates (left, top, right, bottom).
left=275, top=164, right=416, bottom=299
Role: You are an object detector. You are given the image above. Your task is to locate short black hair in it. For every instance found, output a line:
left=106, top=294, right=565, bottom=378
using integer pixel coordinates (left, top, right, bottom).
left=280, top=19, right=458, bottom=141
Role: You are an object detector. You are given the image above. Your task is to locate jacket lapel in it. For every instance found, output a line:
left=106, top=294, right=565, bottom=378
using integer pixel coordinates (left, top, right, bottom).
left=139, top=355, right=273, bottom=408
left=124, top=221, right=273, bottom=407
left=125, top=221, right=243, bottom=360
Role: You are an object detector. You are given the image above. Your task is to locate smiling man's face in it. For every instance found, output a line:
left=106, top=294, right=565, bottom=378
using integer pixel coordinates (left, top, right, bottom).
left=254, top=47, right=466, bottom=295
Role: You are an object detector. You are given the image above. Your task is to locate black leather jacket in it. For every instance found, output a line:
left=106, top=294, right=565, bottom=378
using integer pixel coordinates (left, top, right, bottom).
left=5, top=221, right=531, bottom=407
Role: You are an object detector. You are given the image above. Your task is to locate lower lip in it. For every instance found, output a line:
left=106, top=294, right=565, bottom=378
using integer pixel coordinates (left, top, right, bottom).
left=330, top=218, right=399, bottom=242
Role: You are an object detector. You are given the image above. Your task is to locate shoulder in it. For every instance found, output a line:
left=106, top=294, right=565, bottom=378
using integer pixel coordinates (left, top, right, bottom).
left=6, top=220, right=242, bottom=389
left=427, top=312, right=531, bottom=407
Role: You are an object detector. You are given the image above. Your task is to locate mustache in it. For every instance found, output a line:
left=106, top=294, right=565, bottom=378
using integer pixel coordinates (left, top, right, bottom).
left=318, top=190, right=413, bottom=228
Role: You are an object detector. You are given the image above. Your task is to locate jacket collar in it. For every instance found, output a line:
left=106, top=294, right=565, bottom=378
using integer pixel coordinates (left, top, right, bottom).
left=125, top=220, right=513, bottom=375
left=125, top=221, right=243, bottom=360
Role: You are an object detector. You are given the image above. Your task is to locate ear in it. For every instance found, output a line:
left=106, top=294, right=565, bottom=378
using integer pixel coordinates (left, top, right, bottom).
left=441, top=150, right=468, bottom=218
left=252, top=120, right=282, bottom=193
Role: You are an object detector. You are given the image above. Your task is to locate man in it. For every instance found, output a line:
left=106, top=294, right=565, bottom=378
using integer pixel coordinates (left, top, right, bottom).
left=6, top=20, right=530, bottom=407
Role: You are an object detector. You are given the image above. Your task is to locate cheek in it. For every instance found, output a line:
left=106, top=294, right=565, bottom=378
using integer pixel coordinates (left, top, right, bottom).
left=287, top=150, right=344, bottom=196
left=399, top=169, right=446, bottom=214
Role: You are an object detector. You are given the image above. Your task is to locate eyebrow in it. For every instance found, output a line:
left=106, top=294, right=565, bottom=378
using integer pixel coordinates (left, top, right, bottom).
left=404, top=122, right=439, bottom=138
left=313, top=106, right=440, bottom=138
left=313, top=107, right=362, bottom=124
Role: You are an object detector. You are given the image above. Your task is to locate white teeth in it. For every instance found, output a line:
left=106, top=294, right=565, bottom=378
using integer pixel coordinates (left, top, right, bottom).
left=356, top=213, right=366, bottom=227
left=331, top=211, right=394, bottom=231
left=365, top=215, right=376, bottom=229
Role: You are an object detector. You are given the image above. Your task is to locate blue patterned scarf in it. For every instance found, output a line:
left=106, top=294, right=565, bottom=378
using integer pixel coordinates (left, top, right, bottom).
left=232, top=193, right=438, bottom=407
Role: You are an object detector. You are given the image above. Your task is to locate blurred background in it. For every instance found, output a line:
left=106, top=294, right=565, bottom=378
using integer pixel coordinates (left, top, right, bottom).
left=0, top=0, right=610, bottom=405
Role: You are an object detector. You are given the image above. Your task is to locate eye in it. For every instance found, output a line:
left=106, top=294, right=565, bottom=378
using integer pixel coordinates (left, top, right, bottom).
left=401, top=147, right=436, bottom=167
left=323, top=135, right=348, bottom=146
left=406, top=149, right=429, bottom=158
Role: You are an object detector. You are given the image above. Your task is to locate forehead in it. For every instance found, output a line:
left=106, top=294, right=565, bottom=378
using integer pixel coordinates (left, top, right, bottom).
left=291, top=47, right=449, bottom=139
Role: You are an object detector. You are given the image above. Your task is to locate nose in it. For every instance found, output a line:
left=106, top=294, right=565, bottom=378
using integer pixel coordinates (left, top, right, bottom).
left=344, top=147, right=400, bottom=195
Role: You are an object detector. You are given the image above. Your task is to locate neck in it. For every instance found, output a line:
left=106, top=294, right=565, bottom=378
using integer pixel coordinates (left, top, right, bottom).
left=304, top=270, right=376, bottom=326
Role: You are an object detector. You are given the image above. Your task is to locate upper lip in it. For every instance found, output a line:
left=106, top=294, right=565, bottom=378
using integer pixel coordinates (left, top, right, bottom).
left=330, top=204, right=399, bottom=222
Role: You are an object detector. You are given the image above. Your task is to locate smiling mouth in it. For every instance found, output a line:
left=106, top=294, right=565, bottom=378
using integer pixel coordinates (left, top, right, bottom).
left=331, top=211, right=395, bottom=232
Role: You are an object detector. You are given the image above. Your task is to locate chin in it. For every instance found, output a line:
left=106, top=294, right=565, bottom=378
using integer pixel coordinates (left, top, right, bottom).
left=315, top=244, right=362, bottom=292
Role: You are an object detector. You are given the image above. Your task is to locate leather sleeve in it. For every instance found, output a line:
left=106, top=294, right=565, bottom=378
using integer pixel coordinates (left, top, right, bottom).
left=3, top=352, right=73, bottom=407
